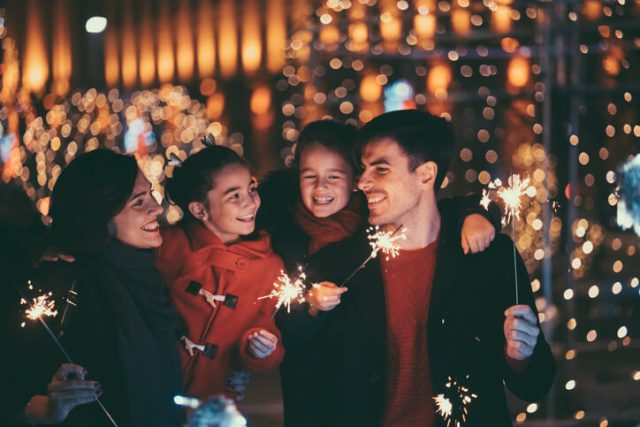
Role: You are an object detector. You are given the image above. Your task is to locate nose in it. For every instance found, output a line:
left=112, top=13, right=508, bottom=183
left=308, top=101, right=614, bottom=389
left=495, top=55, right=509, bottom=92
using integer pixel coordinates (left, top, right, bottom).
left=358, top=170, right=372, bottom=192
left=148, top=198, right=163, bottom=217
left=316, top=176, right=329, bottom=189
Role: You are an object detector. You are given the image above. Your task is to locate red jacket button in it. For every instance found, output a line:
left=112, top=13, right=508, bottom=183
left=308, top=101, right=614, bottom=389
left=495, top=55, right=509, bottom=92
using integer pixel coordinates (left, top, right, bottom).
left=236, top=259, right=247, bottom=269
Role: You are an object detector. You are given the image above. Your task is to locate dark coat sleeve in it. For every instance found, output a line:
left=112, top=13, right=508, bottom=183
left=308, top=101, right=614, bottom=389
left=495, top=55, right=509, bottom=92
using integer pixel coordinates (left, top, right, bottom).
left=439, top=194, right=502, bottom=233
left=494, top=235, right=556, bottom=401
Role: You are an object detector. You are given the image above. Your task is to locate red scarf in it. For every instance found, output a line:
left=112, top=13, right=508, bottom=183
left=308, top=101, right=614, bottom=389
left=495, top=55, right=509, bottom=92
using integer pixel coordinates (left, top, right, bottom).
left=293, top=195, right=365, bottom=256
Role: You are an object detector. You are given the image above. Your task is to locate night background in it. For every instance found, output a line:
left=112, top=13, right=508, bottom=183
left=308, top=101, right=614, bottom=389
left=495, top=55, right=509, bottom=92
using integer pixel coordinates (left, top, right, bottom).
left=1, top=0, right=639, bottom=425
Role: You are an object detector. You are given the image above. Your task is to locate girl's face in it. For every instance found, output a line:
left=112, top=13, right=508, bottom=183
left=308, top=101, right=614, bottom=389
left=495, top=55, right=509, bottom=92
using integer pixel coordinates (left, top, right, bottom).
left=194, top=163, right=260, bottom=244
left=111, top=171, right=163, bottom=249
left=299, top=143, right=355, bottom=218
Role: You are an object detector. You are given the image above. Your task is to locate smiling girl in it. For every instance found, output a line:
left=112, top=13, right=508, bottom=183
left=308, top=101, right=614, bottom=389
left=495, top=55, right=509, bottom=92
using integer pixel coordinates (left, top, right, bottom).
left=156, top=145, right=284, bottom=400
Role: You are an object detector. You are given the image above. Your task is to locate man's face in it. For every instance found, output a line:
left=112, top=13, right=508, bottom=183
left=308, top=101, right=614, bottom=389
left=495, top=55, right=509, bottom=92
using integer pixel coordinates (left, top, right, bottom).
left=357, top=138, right=427, bottom=227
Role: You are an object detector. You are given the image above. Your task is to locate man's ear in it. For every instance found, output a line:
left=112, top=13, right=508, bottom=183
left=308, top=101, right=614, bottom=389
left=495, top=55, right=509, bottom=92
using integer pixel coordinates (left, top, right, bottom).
left=416, top=161, right=438, bottom=189
left=188, top=201, right=208, bottom=221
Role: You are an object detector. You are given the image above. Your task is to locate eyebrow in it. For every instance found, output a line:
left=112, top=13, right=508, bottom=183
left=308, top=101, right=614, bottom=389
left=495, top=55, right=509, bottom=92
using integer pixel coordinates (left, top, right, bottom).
left=128, top=191, right=147, bottom=201
left=365, top=158, right=391, bottom=167
left=300, top=167, right=347, bottom=173
left=223, top=179, right=255, bottom=196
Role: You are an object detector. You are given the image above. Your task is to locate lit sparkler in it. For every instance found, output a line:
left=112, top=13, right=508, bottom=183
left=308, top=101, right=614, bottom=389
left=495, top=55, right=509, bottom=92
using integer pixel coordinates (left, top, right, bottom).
left=257, top=270, right=307, bottom=314
left=433, top=375, right=478, bottom=427
left=340, top=225, right=407, bottom=287
left=17, top=283, right=119, bottom=427
left=481, top=174, right=534, bottom=304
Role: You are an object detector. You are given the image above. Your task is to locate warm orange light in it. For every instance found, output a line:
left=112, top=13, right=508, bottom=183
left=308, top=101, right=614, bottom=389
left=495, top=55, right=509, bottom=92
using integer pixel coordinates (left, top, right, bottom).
left=266, top=0, right=286, bottom=73
left=176, top=2, right=195, bottom=81
left=1, top=38, right=20, bottom=104
left=360, top=74, right=382, bottom=103
left=53, top=0, right=72, bottom=96
left=451, top=9, right=471, bottom=35
left=197, top=0, right=216, bottom=78
left=207, top=93, right=225, bottom=120
left=242, top=0, right=262, bottom=75
left=105, top=28, right=119, bottom=87
left=414, top=14, right=436, bottom=40
left=157, top=0, right=175, bottom=83
left=582, top=0, right=602, bottom=21
left=139, top=4, right=156, bottom=87
left=218, top=0, right=238, bottom=78
left=493, top=5, right=512, bottom=34
left=507, top=56, right=530, bottom=88
left=380, top=13, right=402, bottom=46
left=320, top=25, right=340, bottom=47
left=349, top=22, right=368, bottom=52
left=22, top=0, right=49, bottom=94
left=427, top=64, right=452, bottom=99
left=250, top=85, right=272, bottom=115
left=121, top=13, right=138, bottom=89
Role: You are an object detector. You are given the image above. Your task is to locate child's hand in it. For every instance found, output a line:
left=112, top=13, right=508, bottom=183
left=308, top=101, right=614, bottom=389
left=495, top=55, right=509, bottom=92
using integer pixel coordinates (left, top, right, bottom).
left=461, top=214, right=495, bottom=254
left=247, top=330, right=278, bottom=359
left=306, top=281, right=347, bottom=312
left=224, top=370, right=251, bottom=400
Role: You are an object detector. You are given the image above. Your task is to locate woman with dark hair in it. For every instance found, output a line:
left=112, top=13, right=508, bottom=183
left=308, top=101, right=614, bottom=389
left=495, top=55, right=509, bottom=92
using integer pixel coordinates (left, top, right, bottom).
left=156, top=145, right=284, bottom=400
left=14, top=150, right=183, bottom=427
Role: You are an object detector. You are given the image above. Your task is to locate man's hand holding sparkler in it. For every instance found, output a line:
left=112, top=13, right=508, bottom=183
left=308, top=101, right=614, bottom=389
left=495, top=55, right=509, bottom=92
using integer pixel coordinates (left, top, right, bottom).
left=504, top=305, right=540, bottom=365
left=461, top=214, right=496, bottom=254
left=306, top=281, right=347, bottom=313
left=247, top=329, right=279, bottom=359
left=24, top=363, right=101, bottom=424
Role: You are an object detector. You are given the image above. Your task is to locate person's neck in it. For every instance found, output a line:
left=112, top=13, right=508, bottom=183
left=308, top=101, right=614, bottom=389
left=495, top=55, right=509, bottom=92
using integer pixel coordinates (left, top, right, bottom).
left=390, top=194, right=440, bottom=251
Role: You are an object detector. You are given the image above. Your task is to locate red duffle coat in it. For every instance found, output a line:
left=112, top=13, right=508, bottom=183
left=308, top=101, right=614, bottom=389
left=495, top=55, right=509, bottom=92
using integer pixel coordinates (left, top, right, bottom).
left=156, top=220, right=285, bottom=398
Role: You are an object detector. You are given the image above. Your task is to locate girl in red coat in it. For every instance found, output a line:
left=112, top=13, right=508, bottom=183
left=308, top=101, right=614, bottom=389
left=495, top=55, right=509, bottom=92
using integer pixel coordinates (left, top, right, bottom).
left=156, top=145, right=284, bottom=399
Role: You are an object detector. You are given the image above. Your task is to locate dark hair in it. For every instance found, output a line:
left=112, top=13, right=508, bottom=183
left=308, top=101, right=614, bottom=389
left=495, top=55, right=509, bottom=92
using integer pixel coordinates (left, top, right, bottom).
left=357, top=109, right=454, bottom=190
left=49, top=149, right=138, bottom=255
left=293, top=120, right=359, bottom=173
left=165, top=145, right=249, bottom=217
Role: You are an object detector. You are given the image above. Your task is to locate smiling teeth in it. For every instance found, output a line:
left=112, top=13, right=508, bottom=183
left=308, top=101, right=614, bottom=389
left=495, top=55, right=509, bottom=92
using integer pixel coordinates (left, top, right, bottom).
left=142, top=223, right=159, bottom=232
left=367, top=196, right=385, bottom=204
left=313, top=197, right=334, bottom=203
left=237, top=214, right=255, bottom=221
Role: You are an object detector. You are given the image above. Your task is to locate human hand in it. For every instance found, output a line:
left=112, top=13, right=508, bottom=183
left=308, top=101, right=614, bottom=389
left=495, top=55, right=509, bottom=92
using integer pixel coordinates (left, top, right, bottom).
left=306, top=281, right=347, bottom=312
left=504, top=305, right=540, bottom=361
left=247, top=330, right=278, bottom=359
left=224, top=370, right=251, bottom=401
left=24, top=363, right=100, bottom=424
left=40, top=248, right=76, bottom=263
left=461, top=213, right=495, bottom=254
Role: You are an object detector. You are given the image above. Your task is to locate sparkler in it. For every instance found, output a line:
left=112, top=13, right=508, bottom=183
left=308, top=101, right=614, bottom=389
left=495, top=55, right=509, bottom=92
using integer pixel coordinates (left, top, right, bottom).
left=17, top=283, right=119, bottom=427
left=257, top=269, right=307, bottom=315
left=433, top=375, right=478, bottom=427
left=339, top=225, right=407, bottom=287
left=481, top=174, right=533, bottom=304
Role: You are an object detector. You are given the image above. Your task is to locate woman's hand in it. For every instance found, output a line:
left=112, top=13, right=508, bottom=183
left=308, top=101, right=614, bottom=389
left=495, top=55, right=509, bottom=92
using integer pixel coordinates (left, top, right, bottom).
left=461, top=213, right=496, bottom=254
left=24, top=364, right=100, bottom=424
left=247, top=330, right=278, bottom=359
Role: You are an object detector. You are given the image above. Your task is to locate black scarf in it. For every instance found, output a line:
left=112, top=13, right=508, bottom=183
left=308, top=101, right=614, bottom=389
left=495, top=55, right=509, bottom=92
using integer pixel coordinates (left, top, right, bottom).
left=71, top=238, right=183, bottom=427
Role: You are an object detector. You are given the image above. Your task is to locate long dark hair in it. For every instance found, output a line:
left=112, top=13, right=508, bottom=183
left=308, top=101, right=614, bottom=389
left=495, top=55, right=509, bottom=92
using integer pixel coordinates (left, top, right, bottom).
left=165, top=146, right=249, bottom=220
left=49, top=150, right=138, bottom=255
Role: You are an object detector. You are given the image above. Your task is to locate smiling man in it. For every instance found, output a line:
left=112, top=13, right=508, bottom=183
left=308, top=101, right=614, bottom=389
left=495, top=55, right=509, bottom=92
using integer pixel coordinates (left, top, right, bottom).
left=302, top=110, right=555, bottom=426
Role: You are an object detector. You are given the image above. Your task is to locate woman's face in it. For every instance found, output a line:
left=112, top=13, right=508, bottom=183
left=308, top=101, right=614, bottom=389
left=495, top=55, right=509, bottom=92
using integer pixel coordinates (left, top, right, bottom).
left=111, top=171, right=163, bottom=249
left=194, top=163, right=261, bottom=244
left=299, top=143, right=355, bottom=218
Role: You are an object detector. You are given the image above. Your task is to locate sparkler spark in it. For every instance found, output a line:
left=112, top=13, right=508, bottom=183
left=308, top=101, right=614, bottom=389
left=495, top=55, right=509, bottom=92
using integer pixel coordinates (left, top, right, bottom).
left=367, top=225, right=407, bottom=260
left=480, top=190, right=491, bottom=211
left=496, top=175, right=530, bottom=226
left=258, top=270, right=307, bottom=314
left=340, top=225, right=407, bottom=287
left=23, top=292, right=58, bottom=320
left=433, top=376, right=478, bottom=427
